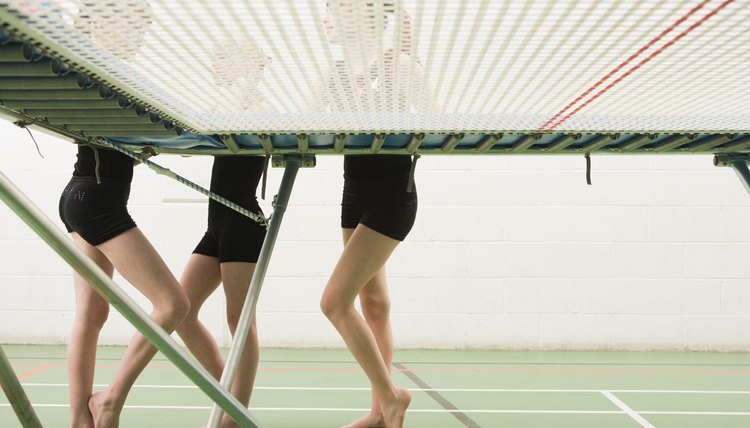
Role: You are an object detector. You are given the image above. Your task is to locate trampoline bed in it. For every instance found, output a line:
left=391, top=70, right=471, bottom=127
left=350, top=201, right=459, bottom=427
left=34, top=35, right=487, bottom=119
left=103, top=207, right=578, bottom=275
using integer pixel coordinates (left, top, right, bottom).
left=1, top=1, right=749, bottom=427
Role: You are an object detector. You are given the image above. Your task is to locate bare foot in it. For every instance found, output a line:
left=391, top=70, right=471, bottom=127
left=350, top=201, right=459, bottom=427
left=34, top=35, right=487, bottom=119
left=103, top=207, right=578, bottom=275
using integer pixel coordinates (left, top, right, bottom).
left=198, top=414, right=240, bottom=428
left=341, top=411, right=386, bottom=428
left=382, top=388, right=411, bottom=428
left=220, top=415, right=240, bottom=428
left=88, top=392, right=119, bottom=428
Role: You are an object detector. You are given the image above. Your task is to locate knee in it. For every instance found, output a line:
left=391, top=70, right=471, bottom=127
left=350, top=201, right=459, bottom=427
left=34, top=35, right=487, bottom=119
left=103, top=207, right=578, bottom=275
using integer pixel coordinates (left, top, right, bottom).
left=174, top=293, right=191, bottom=323
left=85, top=304, right=110, bottom=330
left=175, top=307, right=199, bottom=335
left=159, top=290, right=191, bottom=325
left=360, top=294, right=391, bottom=322
left=320, top=292, right=348, bottom=323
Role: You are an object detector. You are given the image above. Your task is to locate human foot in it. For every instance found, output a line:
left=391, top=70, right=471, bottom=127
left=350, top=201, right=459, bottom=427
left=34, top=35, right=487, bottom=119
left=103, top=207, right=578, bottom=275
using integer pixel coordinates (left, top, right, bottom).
left=341, top=411, right=386, bottom=428
left=88, top=392, right=119, bottom=428
left=382, top=388, right=411, bottom=428
left=220, top=415, right=241, bottom=428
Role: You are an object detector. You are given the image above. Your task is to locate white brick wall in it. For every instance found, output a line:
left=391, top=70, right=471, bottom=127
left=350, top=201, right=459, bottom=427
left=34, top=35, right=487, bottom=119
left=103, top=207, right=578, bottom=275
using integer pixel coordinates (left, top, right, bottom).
left=1, top=122, right=749, bottom=350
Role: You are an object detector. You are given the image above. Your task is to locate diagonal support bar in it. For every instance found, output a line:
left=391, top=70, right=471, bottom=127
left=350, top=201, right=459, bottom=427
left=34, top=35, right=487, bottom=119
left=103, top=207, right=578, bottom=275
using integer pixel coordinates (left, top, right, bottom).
left=0, top=345, right=42, bottom=428
left=0, top=170, right=261, bottom=428
left=714, top=154, right=750, bottom=196
left=207, top=154, right=305, bottom=428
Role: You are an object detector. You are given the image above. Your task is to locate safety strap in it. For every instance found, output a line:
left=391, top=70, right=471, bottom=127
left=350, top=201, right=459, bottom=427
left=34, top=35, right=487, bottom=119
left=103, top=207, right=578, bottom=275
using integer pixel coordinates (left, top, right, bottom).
left=261, top=155, right=270, bottom=200
left=96, top=139, right=269, bottom=227
left=585, top=153, right=592, bottom=185
left=91, top=145, right=102, bottom=184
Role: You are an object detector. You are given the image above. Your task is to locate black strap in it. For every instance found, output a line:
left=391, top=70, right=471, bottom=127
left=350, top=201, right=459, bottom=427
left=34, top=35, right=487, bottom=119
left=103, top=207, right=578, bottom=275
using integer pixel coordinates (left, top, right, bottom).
left=585, top=153, right=592, bottom=185
left=261, top=155, right=270, bottom=200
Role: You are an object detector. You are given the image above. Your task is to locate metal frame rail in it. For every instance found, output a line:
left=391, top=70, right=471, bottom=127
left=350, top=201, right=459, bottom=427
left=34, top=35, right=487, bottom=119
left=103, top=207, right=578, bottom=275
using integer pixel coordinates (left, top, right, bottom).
left=0, top=345, right=42, bottom=427
left=207, top=154, right=312, bottom=427
left=0, top=170, right=263, bottom=428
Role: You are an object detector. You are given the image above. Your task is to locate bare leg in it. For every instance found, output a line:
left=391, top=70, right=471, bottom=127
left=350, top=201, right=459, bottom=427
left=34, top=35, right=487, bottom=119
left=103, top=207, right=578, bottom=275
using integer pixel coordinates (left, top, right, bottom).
left=219, top=262, right=259, bottom=428
left=88, top=228, right=190, bottom=428
left=321, top=225, right=410, bottom=428
left=176, top=254, right=224, bottom=381
left=340, top=229, right=393, bottom=428
left=68, top=233, right=113, bottom=428
left=176, top=255, right=259, bottom=428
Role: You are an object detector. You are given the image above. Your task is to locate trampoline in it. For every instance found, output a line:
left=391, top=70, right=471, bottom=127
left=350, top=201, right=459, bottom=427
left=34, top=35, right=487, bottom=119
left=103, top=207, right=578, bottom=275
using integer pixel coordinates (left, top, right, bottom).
left=1, top=1, right=749, bottom=427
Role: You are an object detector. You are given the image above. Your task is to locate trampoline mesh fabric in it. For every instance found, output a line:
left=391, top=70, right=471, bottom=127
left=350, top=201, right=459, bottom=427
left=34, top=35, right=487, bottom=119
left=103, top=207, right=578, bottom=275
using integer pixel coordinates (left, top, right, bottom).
left=2, top=0, right=749, bottom=133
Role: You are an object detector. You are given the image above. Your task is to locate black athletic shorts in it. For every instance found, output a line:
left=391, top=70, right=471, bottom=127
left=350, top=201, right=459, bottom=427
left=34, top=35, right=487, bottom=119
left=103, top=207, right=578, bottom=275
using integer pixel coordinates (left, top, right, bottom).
left=341, top=175, right=418, bottom=241
left=193, top=202, right=266, bottom=263
left=58, top=176, right=137, bottom=246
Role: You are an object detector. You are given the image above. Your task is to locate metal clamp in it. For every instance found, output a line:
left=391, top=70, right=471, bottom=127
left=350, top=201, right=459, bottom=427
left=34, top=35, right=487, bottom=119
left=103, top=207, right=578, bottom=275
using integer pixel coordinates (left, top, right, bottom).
left=272, top=153, right=316, bottom=168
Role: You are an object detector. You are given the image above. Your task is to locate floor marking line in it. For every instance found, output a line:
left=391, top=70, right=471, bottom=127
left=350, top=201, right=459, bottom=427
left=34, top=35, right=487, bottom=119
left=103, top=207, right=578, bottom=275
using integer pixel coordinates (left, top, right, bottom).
left=15, top=364, right=53, bottom=380
left=602, top=391, right=655, bottom=428
left=18, top=383, right=750, bottom=394
left=393, top=362, right=482, bottom=428
left=3, top=403, right=750, bottom=416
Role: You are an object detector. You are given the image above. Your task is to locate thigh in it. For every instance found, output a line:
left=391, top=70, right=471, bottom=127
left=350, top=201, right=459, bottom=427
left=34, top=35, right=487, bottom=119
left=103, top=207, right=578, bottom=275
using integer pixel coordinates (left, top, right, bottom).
left=181, top=253, right=222, bottom=308
left=71, top=232, right=114, bottom=313
left=96, top=227, right=181, bottom=302
left=324, top=224, right=400, bottom=304
left=220, top=262, right=257, bottom=316
left=343, top=228, right=389, bottom=304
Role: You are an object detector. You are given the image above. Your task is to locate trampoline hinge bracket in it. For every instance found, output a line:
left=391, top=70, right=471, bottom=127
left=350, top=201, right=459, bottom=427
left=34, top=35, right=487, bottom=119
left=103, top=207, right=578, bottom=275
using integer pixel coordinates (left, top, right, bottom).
left=272, top=153, right=316, bottom=169
left=714, top=154, right=750, bottom=196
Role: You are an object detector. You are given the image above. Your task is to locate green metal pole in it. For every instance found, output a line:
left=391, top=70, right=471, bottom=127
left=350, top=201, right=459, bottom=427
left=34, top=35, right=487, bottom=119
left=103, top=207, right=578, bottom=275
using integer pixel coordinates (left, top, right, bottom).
left=0, top=170, right=262, bottom=428
left=207, top=155, right=302, bottom=428
left=0, top=345, right=42, bottom=428
left=714, top=154, right=750, bottom=196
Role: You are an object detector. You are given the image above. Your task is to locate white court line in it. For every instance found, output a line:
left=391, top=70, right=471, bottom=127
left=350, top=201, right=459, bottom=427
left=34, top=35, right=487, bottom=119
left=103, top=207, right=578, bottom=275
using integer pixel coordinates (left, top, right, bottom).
left=602, top=391, right=655, bottom=428
left=18, top=383, right=750, bottom=394
left=2, top=403, right=750, bottom=416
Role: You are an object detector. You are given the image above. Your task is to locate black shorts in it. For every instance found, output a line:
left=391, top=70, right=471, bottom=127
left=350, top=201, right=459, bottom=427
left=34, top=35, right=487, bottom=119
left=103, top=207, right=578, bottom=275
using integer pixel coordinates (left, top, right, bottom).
left=193, top=203, right=266, bottom=263
left=341, top=177, right=418, bottom=242
left=58, top=176, right=137, bottom=246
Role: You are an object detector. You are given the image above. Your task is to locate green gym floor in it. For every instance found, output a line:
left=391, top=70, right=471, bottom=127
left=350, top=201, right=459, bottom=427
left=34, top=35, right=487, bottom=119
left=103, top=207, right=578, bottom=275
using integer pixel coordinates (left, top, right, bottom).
left=1, top=345, right=749, bottom=428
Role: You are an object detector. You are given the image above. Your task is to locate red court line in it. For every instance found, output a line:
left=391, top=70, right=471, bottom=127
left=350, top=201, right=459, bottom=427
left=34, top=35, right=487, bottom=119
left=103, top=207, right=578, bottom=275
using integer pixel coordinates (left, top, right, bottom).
left=539, top=0, right=732, bottom=131
left=16, top=364, right=54, bottom=380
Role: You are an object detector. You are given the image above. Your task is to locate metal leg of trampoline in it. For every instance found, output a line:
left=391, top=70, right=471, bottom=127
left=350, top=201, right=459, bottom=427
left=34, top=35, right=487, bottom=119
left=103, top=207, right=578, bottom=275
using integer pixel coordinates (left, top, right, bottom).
left=714, top=154, right=750, bottom=196
left=207, top=154, right=308, bottom=428
left=0, top=345, right=42, bottom=428
left=0, top=171, right=262, bottom=428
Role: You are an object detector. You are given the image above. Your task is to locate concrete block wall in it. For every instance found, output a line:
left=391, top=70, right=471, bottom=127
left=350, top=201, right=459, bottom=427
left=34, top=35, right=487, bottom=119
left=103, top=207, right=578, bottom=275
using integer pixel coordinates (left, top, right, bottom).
left=1, top=123, right=748, bottom=350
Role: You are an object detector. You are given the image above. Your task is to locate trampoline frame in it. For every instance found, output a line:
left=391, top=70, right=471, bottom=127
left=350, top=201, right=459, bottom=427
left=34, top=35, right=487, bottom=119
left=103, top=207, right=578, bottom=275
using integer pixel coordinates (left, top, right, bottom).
left=2, top=4, right=750, bottom=428
left=0, top=156, right=310, bottom=428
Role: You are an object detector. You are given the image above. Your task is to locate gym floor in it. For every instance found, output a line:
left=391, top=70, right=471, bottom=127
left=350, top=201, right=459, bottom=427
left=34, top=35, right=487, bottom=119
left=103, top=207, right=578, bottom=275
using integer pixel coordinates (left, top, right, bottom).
left=2, top=345, right=749, bottom=427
